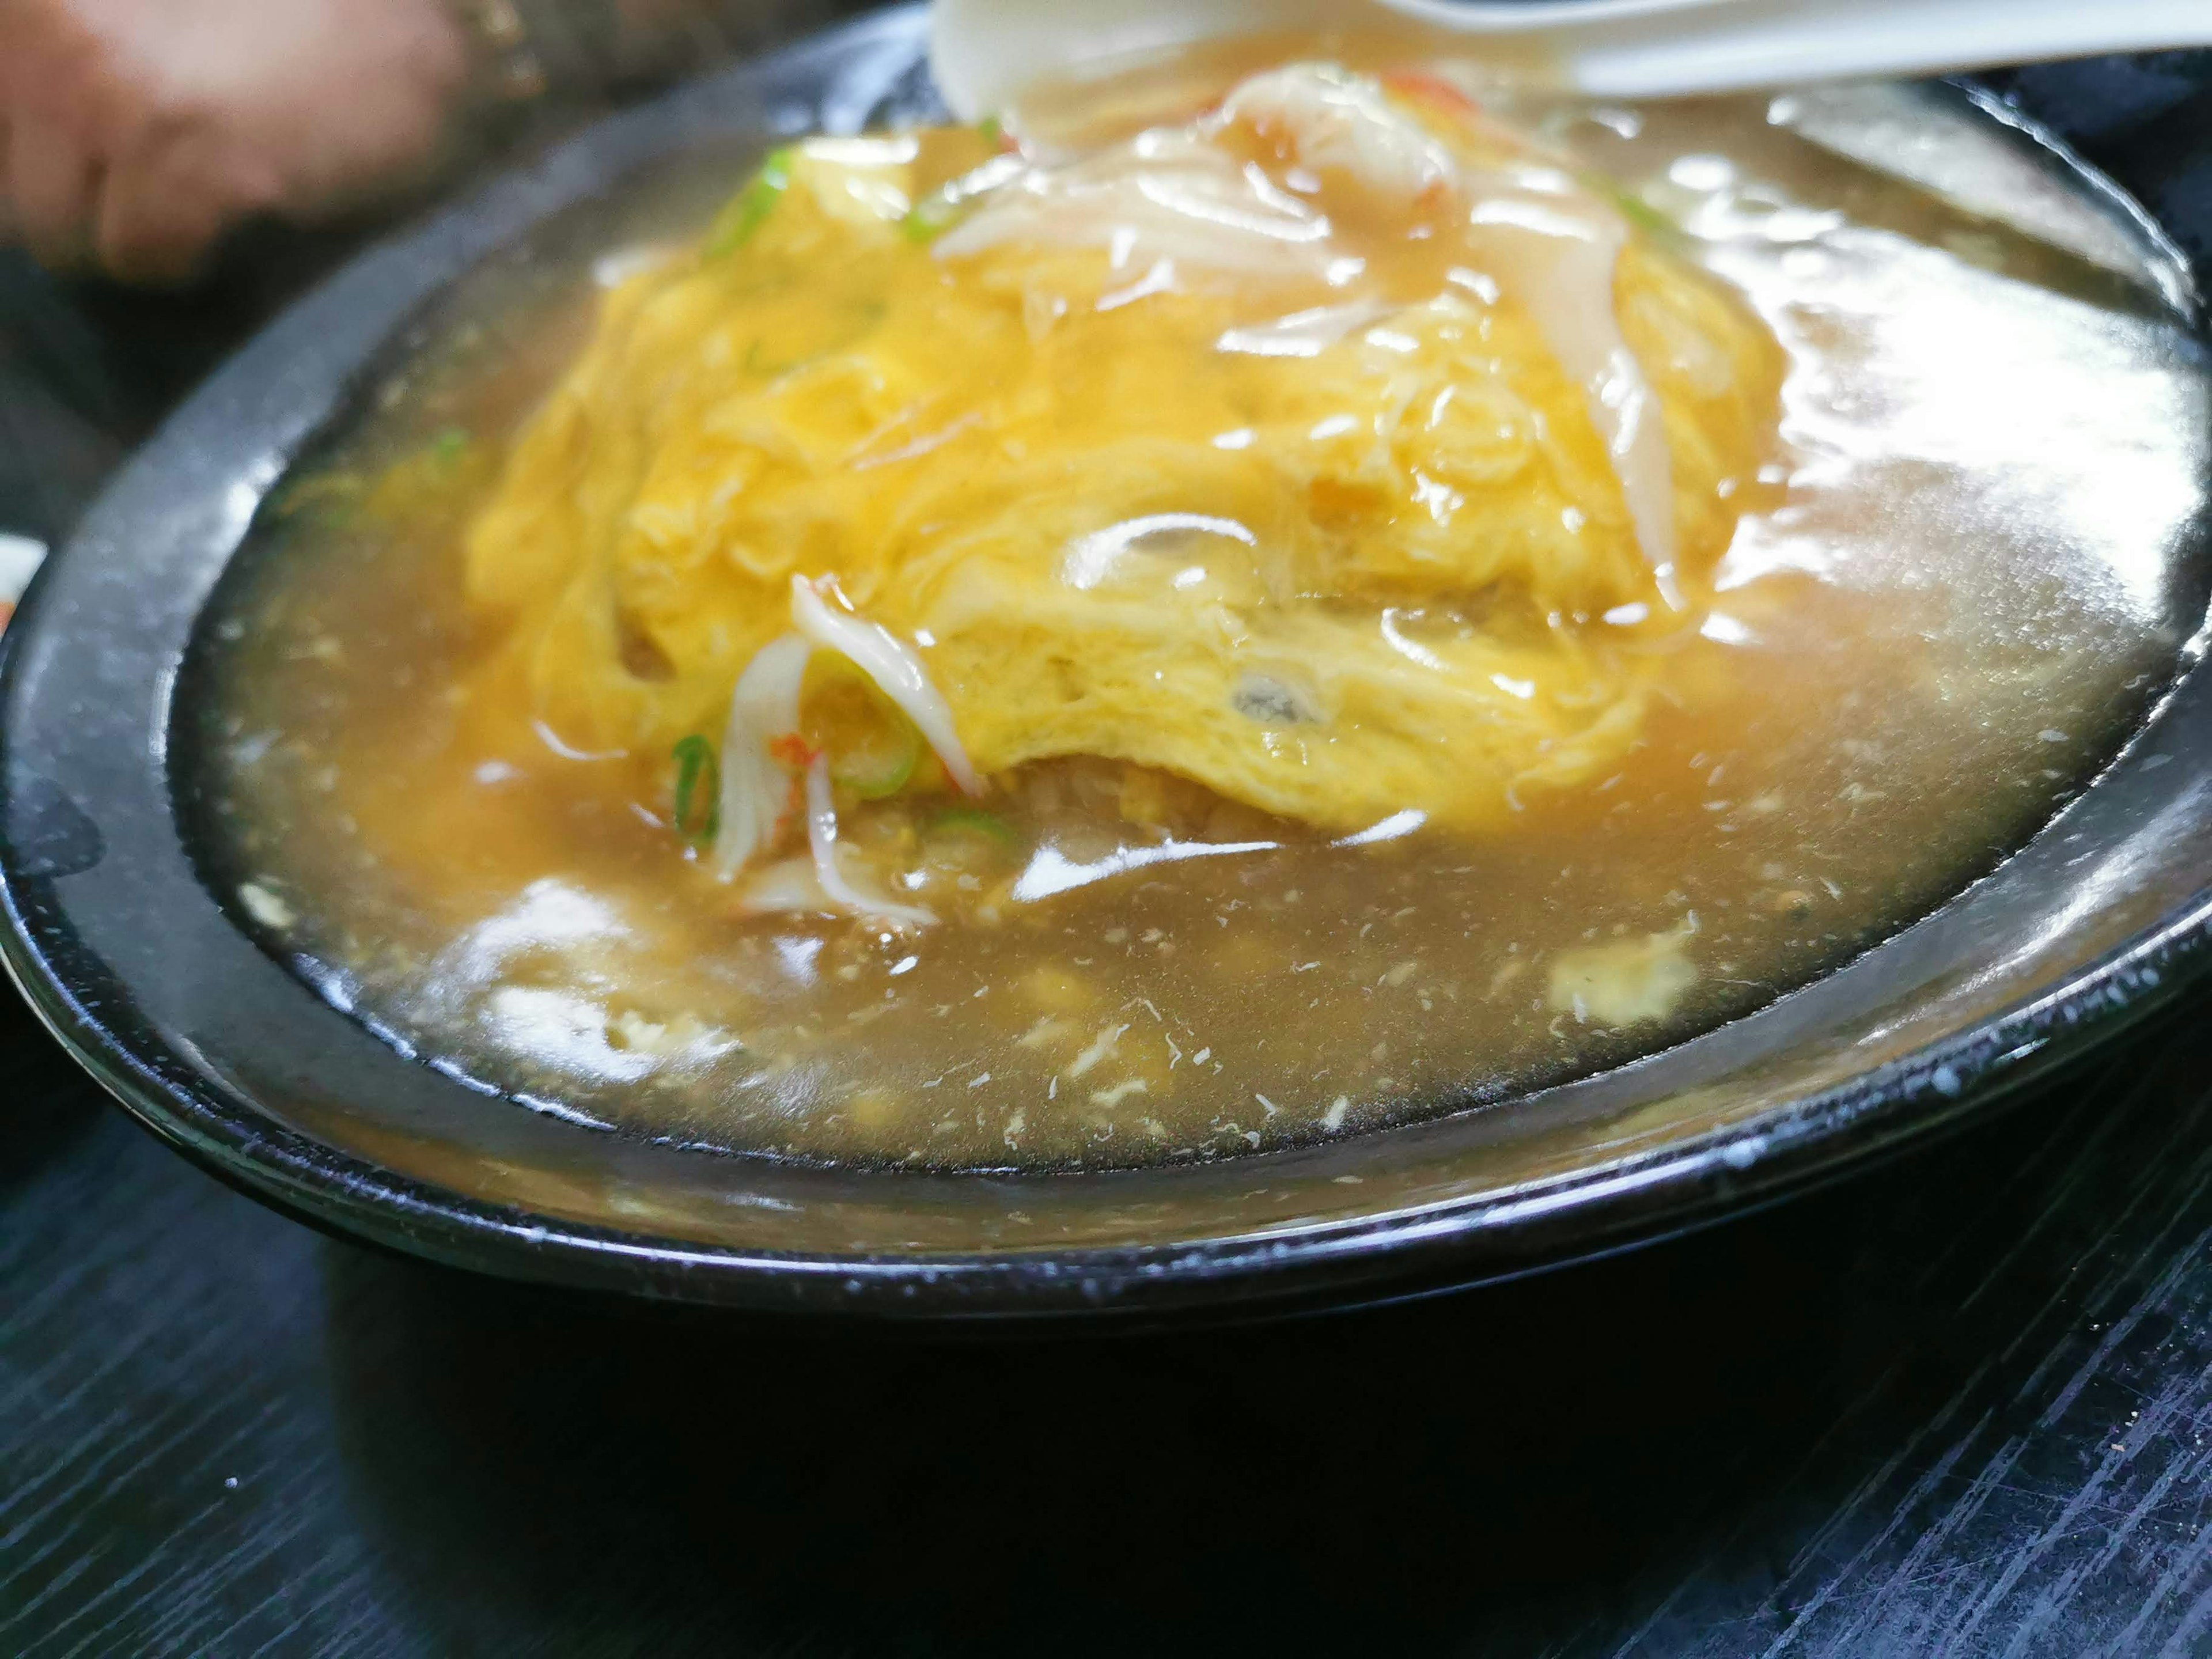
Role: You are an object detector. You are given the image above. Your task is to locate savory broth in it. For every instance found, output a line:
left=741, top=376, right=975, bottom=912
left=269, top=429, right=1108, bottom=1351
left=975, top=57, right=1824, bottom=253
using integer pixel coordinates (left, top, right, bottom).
left=185, top=56, right=2209, bottom=1170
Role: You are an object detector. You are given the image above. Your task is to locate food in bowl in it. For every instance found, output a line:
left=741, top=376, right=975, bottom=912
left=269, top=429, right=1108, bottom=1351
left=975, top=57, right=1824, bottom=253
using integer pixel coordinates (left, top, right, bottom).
left=184, top=47, right=2210, bottom=1169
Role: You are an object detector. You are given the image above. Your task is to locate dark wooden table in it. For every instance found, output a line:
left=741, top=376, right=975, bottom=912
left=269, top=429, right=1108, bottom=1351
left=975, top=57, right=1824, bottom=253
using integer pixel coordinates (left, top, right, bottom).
left=6, top=43, right=2212, bottom=1658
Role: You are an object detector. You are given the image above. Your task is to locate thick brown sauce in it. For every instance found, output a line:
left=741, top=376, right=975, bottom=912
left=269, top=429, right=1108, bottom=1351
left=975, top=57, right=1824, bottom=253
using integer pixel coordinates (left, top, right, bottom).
left=190, top=81, right=2206, bottom=1169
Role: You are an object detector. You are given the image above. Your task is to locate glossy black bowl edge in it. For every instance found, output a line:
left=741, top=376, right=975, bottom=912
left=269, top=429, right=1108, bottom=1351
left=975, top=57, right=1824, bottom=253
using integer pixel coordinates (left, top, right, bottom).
left=6, top=779, right=2207, bottom=1327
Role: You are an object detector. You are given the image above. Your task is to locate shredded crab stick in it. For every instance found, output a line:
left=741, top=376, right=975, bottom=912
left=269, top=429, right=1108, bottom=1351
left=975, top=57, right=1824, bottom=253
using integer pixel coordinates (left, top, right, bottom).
left=1338, top=62, right=1676, bottom=588
left=1462, top=168, right=1678, bottom=595
left=736, top=855, right=835, bottom=915
left=710, top=575, right=981, bottom=925
left=944, top=63, right=1676, bottom=585
left=1220, top=63, right=1457, bottom=204
left=1383, top=69, right=1678, bottom=590
left=802, top=754, right=937, bottom=927
left=712, top=632, right=812, bottom=877
left=787, top=574, right=983, bottom=796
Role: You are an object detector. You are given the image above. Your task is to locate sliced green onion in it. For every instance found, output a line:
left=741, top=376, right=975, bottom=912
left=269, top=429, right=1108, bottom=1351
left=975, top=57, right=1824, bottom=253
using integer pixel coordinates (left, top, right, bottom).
left=899, top=192, right=964, bottom=245
left=704, top=147, right=796, bottom=259
left=831, top=716, right=922, bottom=799
left=1590, top=176, right=1676, bottom=238
left=978, top=114, right=1004, bottom=146
left=929, top=805, right=1017, bottom=849
left=270, top=472, right=366, bottom=529
left=429, top=426, right=470, bottom=465
left=672, top=734, right=721, bottom=844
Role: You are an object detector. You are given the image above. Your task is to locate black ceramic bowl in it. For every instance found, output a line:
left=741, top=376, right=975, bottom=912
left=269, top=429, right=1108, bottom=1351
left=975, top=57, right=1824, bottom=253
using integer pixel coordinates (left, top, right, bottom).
left=5, top=7, right=2210, bottom=1323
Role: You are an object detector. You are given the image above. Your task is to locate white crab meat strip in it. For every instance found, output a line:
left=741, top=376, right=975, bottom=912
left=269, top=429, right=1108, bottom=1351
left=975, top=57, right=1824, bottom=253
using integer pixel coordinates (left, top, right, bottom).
left=1216, top=63, right=1457, bottom=205
left=937, top=127, right=1334, bottom=279
left=789, top=574, right=983, bottom=795
left=712, top=632, right=813, bottom=878
left=803, top=754, right=936, bottom=927
left=1464, top=166, right=1677, bottom=585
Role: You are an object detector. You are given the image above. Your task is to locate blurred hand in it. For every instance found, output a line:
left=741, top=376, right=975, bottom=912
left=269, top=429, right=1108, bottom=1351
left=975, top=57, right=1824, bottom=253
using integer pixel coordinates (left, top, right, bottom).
left=0, top=0, right=472, bottom=284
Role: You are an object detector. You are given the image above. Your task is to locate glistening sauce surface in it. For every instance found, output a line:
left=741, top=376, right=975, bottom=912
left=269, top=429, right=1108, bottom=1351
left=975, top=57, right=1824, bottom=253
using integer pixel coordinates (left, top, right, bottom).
left=186, top=69, right=2209, bottom=1170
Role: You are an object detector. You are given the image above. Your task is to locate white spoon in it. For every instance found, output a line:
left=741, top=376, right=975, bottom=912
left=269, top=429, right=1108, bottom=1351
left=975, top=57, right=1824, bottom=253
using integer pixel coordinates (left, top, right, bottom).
left=931, top=0, right=2212, bottom=122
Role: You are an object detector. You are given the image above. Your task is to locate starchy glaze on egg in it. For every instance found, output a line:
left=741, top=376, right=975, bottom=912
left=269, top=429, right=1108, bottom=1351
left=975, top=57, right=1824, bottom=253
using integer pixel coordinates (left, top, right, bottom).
left=187, top=56, right=2209, bottom=1169
left=462, top=64, right=1780, bottom=849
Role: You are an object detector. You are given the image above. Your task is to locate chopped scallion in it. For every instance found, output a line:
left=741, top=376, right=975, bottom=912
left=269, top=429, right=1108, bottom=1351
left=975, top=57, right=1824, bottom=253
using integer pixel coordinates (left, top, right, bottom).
left=269, top=472, right=366, bottom=529
left=929, top=805, right=1017, bottom=849
left=832, top=717, right=922, bottom=798
left=704, top=147, right=796, bottom=258
left=1589, top=176, right=1676, bottom=238
left=672, top=734, right=721, bottom=844
left=900, top=191, right=964, bottom=245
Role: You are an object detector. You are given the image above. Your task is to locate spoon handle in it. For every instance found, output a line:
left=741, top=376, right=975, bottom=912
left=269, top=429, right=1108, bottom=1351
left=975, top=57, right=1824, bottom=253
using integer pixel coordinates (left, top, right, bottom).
left=1385, top=0, right=2212, bottom=97
left=930, top=0, right=2212, bottom=122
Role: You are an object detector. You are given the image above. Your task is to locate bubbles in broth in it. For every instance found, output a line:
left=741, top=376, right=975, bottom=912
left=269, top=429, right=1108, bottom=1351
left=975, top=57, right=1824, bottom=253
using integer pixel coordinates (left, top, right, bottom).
left=183, top=54, right=2210, bottom=1171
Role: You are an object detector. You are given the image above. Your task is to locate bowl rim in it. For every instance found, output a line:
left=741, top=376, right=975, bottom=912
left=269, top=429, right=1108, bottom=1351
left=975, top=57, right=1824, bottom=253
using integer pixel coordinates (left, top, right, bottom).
left=4, top=6, right=2210, bottom=1322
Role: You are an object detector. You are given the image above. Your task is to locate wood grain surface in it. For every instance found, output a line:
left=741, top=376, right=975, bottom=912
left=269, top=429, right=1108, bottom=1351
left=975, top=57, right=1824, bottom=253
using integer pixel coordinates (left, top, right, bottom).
left=5, top=36, right=2212, bottom=1657
left=9, top=958, right=2212, bottom=1656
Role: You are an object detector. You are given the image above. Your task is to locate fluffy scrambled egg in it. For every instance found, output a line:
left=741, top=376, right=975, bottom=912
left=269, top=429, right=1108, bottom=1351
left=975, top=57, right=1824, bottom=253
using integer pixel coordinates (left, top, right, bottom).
left=461, top=63, right=1781, bottom=834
